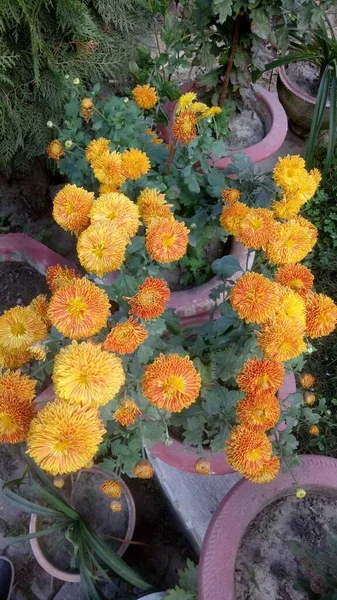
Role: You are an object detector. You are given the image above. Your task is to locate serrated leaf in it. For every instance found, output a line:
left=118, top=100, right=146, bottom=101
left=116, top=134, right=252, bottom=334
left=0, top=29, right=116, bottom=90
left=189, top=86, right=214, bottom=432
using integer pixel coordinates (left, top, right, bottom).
left=211, top=255, right=242, bottom=278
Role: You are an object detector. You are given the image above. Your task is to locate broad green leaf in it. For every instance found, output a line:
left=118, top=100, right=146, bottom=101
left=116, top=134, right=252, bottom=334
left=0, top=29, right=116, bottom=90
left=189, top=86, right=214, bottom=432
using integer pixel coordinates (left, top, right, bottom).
left=211, top=255, right=242, bottom=278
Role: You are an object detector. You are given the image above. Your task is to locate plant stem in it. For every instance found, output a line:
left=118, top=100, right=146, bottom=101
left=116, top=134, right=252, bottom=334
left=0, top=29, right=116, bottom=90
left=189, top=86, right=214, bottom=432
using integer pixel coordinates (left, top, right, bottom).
left=219, top=15, right=241, bottom=108
left=164, top=139, right=177, bottom=175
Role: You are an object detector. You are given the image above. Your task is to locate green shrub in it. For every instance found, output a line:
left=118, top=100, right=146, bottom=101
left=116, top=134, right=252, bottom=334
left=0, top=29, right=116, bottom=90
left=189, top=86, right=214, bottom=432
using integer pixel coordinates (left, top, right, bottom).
left=0, top=0, right=150, bottom=172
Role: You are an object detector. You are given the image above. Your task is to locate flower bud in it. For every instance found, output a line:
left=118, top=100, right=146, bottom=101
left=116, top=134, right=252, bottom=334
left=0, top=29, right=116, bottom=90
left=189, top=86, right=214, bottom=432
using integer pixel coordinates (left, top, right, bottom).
left=73, top=77, right=80, bottom=85
left=110, top=500, right=123, bottom=512
left=65, top=140, right=73, bottom=149
left=296, top=488, right=306, bottom=499
left=53, top=475, right=65, bottom=489
left=47, top=120, right=54, bottom=128
left=194, top=458, right=211, bottom=475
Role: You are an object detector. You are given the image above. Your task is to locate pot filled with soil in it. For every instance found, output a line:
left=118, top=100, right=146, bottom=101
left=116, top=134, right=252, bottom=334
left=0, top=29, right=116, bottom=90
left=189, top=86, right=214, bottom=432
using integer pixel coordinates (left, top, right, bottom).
left=158, top=84, right=287, bottom=173
left=150, top=372, right=296, bottom=475
left=199, top=455, right=337, bottom=600
left=277, top=63, right=330, bottom=137
left=29, top=467, right=136, bottom=582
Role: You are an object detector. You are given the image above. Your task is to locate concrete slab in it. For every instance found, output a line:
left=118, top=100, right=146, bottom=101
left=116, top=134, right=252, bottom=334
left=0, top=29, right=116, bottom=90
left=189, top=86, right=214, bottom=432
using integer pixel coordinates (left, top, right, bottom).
left=257, top=128, right=306, bottom=173
left=148, top=450, right=241, bottom=552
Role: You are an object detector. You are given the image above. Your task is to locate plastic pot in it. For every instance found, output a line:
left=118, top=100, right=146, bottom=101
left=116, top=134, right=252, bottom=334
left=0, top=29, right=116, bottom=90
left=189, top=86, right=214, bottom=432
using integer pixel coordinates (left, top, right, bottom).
left=29, top=468, right=136, bottom=583
left=199, top=454, right=337, bottom=600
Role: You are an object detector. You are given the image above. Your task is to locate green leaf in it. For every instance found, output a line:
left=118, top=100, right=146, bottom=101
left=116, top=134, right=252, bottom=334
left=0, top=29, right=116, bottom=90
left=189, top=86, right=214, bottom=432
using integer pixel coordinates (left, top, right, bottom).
left=166, top=589, right=196, bottom=600
left=251, top=8, right=271, bottom=39
left=305, top=66, right=331, bottom=169
left=5, top=523, right=65, bottom=545
left=213, top=0, right=233, bottom=24
left=323, top=70, right=337, bottom=179
left=211, top=255, right=242, bottom=278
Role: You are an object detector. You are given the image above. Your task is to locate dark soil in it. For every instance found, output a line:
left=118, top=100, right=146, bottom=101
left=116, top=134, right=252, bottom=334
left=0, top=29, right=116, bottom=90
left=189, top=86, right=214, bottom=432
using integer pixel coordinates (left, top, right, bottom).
left=0, top=262, right=49, bottom=314
left=235, top=494, right=337, bottom=600
left=227, top=108, right=265, bottom=151
left=286, top=61, right=321, bottom=98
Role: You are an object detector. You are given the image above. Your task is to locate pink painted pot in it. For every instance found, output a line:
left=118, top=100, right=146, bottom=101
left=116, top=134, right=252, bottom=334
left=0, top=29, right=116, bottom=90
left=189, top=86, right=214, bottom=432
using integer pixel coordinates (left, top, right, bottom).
left=151, top=372, right=296, bottom=475
left=158, top=84, right=288, bottom=170
left=199, top=454, right=337, bottom=600
left=0, top=233, right=78, bottom=274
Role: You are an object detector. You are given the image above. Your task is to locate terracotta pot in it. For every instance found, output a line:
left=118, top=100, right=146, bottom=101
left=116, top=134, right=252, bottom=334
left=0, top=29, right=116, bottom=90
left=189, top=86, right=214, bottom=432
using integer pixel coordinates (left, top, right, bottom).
left=158, top=84, right=288, bottom=171
left=29, top=468, right=136, bottom=583
left=199, top=454, right=337, bottom=600
left=0, top=232, right=78, bottom=274
left=277, top=64, right=330, bottom=136
left=150, top=372, right=296, bottom=475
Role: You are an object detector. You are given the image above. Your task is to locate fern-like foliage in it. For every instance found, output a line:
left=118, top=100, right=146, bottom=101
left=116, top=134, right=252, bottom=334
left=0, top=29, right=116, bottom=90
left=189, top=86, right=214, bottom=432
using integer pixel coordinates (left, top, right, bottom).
left=0, top=0, right=151, bottom=172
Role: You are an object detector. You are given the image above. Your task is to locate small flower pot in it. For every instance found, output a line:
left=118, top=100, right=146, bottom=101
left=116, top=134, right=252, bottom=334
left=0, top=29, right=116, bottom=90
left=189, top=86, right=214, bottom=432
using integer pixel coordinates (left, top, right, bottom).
left=199, top=454, right=337, bottom=600
left=158, top=84, right=288, bottom=172
left=29, top=468, right=136, bottom=583
left=150, top=372, right=296, bottom=475
left=277, top=65, right=330, bottom=136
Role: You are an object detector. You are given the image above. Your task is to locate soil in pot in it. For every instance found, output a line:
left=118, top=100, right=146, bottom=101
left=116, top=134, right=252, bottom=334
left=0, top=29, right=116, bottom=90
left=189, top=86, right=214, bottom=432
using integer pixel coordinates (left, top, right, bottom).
left=0, top=262, right=49, bottom=314
left=286, top=61, right=321, bottom=98
left=226, top=108, right=265, bottom=151
left=235, top=494, right=337, bottom=600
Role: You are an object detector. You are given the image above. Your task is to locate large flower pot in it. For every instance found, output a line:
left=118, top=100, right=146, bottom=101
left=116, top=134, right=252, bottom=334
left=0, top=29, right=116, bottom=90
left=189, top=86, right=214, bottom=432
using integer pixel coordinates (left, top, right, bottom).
left=29, top=467, right=136, bottom=583
left=158, top=84, right=288, bottom=172
left=150, top=372, right=296, bottom=475
left=277, top=64, right=330, bottom=136
left=199, top=454, right=337, bottom=600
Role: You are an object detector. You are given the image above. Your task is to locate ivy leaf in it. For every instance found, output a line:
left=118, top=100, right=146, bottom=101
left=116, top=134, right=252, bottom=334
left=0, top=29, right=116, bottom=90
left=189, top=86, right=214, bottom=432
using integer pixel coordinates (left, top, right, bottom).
left=211, top=255, right=242, bottom=278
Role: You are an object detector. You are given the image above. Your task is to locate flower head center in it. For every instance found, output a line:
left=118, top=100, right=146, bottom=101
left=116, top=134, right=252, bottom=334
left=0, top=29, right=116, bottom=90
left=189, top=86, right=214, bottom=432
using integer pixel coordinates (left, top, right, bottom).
left=161, top=233, right=176, bottom=250
left=11, top=322, right=26, bottom=337
left=290, top=278, right=303, bottom=292
left=247, top=447, right=263, bottom=461
left=54, top=435, right=72, bottom=453
left=162, top=375, right=184, bottom=398
left=255, top=374, right=271, bottom=389
left=0, top=414, right=17, bottom=435
left=247, top=216, right=263, bottom=232
left=92, top=242, right=107, bottom=259
left=67, top=297, right=88, bottom=318
left=138, top=290, right=156, bottom=307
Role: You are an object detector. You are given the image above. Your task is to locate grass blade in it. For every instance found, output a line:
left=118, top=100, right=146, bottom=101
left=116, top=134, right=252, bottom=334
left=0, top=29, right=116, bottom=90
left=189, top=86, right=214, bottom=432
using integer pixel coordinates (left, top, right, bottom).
left=305, top=66, right=330, bottom=169
left=323, top=70, right=337, bottom=179
left=5, top=523, right=65, bottom=545
left=33, top=482, right=80, bottom=520
left=2, top=488, right=62, bottom=518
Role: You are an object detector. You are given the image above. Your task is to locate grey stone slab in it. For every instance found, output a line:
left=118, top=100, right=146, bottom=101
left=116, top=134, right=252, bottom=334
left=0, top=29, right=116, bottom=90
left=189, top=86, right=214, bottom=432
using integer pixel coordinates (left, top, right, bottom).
left=148, top=451, right=241, bottom=552
left=256, top=128, right=306, bottom=174
left=53, top=582, right=82, bottom=600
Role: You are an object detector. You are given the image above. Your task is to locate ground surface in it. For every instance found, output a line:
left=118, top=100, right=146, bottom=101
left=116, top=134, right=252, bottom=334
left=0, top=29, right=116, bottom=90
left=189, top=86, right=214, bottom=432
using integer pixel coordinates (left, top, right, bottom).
left=0, top=262, right=49, bottom=314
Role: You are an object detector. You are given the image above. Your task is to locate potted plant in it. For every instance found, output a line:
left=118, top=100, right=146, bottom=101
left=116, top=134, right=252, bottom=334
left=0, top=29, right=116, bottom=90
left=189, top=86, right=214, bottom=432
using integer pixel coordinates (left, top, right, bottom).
left=262, top=14, right=337, bottom=177
left=199, top=454, right=337, bottom=600
left=3, top=458, right=150, bottom=595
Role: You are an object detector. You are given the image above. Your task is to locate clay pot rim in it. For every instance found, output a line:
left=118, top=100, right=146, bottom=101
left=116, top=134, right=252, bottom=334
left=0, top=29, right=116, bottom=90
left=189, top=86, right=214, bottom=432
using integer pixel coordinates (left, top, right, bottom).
left=29, top=467, right=136, bottom=583
left=278, top=63, right=330, bottom=107
left=199, top=454, right=337, bottom=600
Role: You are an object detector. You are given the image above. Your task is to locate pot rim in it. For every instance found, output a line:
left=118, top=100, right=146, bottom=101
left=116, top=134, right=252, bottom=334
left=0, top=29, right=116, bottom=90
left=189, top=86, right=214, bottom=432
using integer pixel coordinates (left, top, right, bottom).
left=199, top=454, right=337, bottom=600
left=278, top=63, right=330, bottom=107
left=29, top=467, right=136, bottom=583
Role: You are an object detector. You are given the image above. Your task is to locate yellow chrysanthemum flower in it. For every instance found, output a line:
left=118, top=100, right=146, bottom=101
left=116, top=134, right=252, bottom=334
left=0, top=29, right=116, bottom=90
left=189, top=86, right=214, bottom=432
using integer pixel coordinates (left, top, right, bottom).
left=137, top=188, right=173, bottom=227
left=77, top=221, right=128, bottom=278
left=104, top=317, right=148, bottom=354
left=272, top=285, right=306, bottom=328
left=0, top=390, right=36, bottom=444
left=133, top=84, right=158, bottom=109
left=236, top=208, right=276, bottom=251
left=0, top=347, right=31, bottom=370
left=258, top=318, right=306, bottom=362
left=236, top=392, right=281, bottom=432
left=305, top=292, right=337, bottom=338
left=220, top=202, right=249, bottom=236
left=273, top=155, right=307, bottom=191
left=0, top=306, right=47, bottom=353
left=225, top=425, right=272, bottom=477
left=190, top=102, right=208, bottom=115
left=176, top=92, right=197, bottom=114
left=230, top=272, right=279, bottom=324
left=47, top=278, right=110, bottom=339
left=265, top=217, right=318, bottom=265
left=29, top=342, right=48, bottom=361
left=113, top=399, right=141, bottom=426
left=0, top=370, right=36, bottom=402
left=27, top=401, right=106, bottom=475
left=273, top=194, right=304, bottom=220
left=145, top=217, right=189, bottom=263
left=85, top=138, right=110, bottom=165
left=172, top=110, right=198, bottom=144
left=53, top=341, right=125, bottom=407
left=92, top=151, right=126, bottom=189
left=236, top=358, right=285, bottom=395
left=29, top=295, right=51, bottom=328
left=200, top=106, right=222, bottom=119
left=46, top=139, right=64, bottom=162
left=53, top=184, right=94, bottom=236
left=46, top=265, right=80, bottom=293
left=121, top=148, right=151, bottom=180
left=90, top=192, right=140, bottom=240
left=126, top=277, right=171, bottom=321
left=142, top=353, right=201, bottom=412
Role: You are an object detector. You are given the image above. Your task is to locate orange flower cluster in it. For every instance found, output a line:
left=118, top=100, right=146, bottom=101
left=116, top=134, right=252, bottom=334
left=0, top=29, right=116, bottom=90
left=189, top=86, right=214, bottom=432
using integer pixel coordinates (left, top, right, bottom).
left=172, top=92, right=222, bottom=144
left=0, top=372, right=36, bottom=444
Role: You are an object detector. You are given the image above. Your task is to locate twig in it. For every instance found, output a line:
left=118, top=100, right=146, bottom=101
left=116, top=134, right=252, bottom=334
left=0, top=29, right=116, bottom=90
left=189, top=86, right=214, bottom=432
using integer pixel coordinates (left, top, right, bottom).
left=219, top=15, right=241, bottom=108
left=164, top=139, right=177, bottom=175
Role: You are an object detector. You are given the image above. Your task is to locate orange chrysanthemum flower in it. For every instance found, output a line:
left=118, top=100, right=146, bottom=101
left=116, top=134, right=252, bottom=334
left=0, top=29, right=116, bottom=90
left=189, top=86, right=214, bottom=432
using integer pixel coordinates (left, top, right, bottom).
left=90, top=192, right=140, bottom=240
left=29, top=342, right=47, bottom=361
left=137, top=188, right=173, bottom=227
left=46, top=139, right=64, bottom=162
left=236, top=392, right=280, bottom=431
left=258, top=318, right=306, bottom=362
left=275, top=264, right=314, bottom=297
left=236, top=357, right=285, bottom=395
left=299, top=373, right=315, bottom=389
left=100, top=480, right=123, bottom=498
left=46, top=265, right=80, bottom=293
left=126, top=277, right=171, bottom=321
left=222, top=189, right=241, bottom=204
left=27, top=401, right=105, bottom=475
left=133, top=84, right=158, bottom=109
left=133, top=459, right=154, bottom=479
left=80, top=97, right=94, bottom=122
left=265, top=217, right=318, bottom=265
left=273, top=155, right=307, bottom=191
left=220, top=202, right=249, bottom=236
left=113, top=398, right=141, bottom=426
left=85, top=138, right=110, bottom=165
left=77, top=221, right=127, bottom=278
left=305, top=292, right=337, bottom=338
left=121, top=148, right=151, bottom=180
left=247, top=455, right=280, bottom=484
left=53, top=184, right=94, bottom=235
left=146, top=128, right=163, bottom=145
left=236, top=208, right=276, bottom=251
left=104, top=318, right=148, bottom=354
left=142, top=353, right=201, bottom=412
left=230, top=272, right=279, bottom=324
left=225, top=425, right=272, bottom=476
left=0, top=370, right=36, bottom=402
left=0, top=347, right=31, bottom=369
left=273, top=285, right=306, bottom=328
left=47, top=278, right=110, bottom=339
left=172, top=109, right=198, bottom=144
left=92, top=151, right=126, bottom=189
left=53, top=341, right=125, bottom=407
left=29, top=295, right=51, bottom=328
left=145, top=217, right=189, bottom=263
left=0, top=390, right=36, bottom=444
left=0, top=306, right=47, bottom=353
